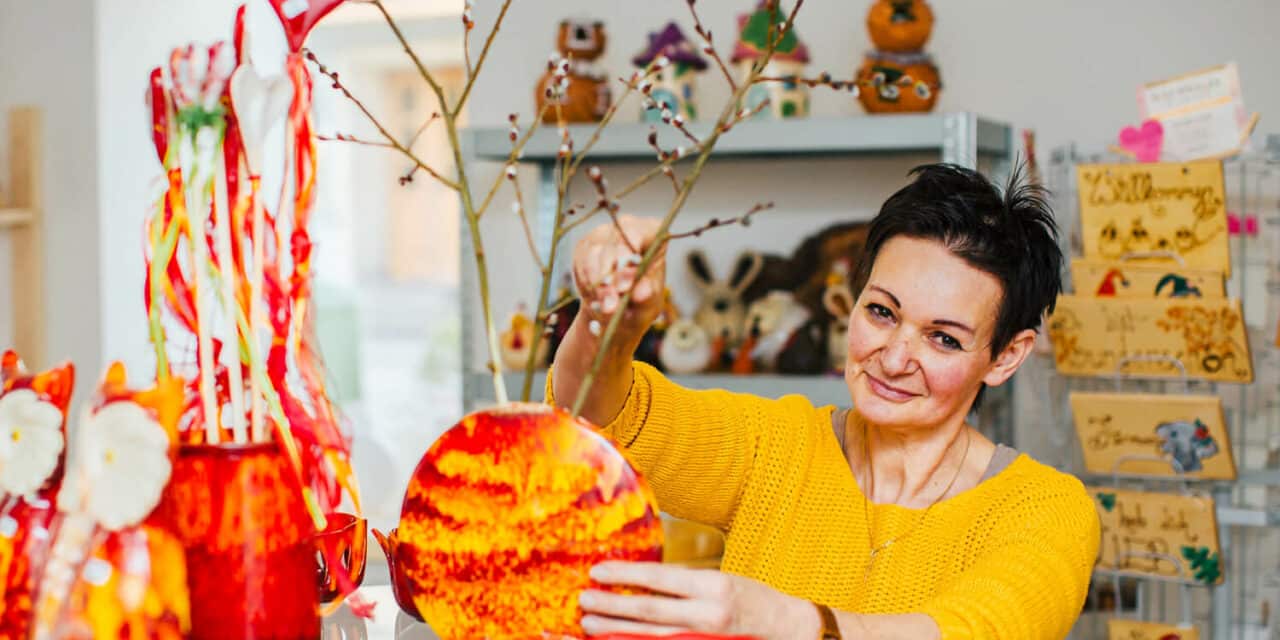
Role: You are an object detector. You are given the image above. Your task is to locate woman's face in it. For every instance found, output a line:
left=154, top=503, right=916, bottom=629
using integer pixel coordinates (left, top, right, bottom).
left=845, top=236, right=1030, bottom=432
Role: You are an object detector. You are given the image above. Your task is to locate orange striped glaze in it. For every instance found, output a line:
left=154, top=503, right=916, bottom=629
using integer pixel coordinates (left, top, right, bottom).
left=399, top=403, right=662, bottom=639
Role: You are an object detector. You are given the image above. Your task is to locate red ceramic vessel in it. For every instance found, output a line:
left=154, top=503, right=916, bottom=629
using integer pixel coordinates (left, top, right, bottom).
left=398, top=402, right=663, bottom=639
left=155, top=442, right=319, bottom=639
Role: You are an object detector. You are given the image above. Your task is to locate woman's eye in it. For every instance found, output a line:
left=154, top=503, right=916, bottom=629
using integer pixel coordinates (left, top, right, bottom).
left=932, top=332, right=962, bottom=351
left=865, top=303, right=894, bottom=321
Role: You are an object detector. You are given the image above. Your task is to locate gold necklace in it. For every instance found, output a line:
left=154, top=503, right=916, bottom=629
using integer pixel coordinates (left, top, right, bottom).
left=857, top=418, right=971, bottom=587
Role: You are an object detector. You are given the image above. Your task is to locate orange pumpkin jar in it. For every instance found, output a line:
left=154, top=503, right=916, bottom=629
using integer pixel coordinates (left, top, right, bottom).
left=866, top=0, right=935, bottom=52
left=856, top=51, right=940, bottom=113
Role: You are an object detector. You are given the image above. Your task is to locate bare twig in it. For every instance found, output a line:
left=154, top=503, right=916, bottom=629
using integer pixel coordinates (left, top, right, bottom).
left=305, top=50, right=460, bottom=191
left=662, top=165, right=681, bottom=194
left=454, top=0, right=514, bottom=115
left=316, top=133, right=396, bottom=149
left=509, top=169, right=545, bottom=271
left=406, top=112, right=442, bottom=149
left=462, top=1, right=475, bottom=79
left=668, top=202, right=774, bottom=240
left=686, top=0, right=738, bottom=91
left=370, top=0, right=447, bottom=104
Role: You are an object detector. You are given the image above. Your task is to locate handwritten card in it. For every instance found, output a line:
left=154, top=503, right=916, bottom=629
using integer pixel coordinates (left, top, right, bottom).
left=1048, top=295, right=1253, bottom=383
left=1070, top=392, right=1235, bottom=480
left=1077, top=161, right=1230, bottom=275
left=1090, top=487, right=1222, bottom=585
left=1070, top=259, right=1225, bottom=299
left=1108, top=619, right=1199, bottom=640
left=1139, top=63, right=1249, bottom=161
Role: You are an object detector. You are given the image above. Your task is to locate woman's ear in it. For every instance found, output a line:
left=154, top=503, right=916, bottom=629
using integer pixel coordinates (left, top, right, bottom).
left=982, top=328, right=1038, bottom=388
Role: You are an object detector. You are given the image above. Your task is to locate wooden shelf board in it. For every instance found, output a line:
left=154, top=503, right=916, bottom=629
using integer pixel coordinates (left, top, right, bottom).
left=0, top=208, right=33, bottom=230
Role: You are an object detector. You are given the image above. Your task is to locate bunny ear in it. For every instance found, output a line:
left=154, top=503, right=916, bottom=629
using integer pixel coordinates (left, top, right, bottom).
left=823, top=284, right=854, bottom=317
left=686, top=250, right=714, bottom=289
left=729, top=251, right=764, bottom=295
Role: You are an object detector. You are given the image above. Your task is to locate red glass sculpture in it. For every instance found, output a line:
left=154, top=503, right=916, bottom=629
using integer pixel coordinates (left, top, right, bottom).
left=156, top=442, right=319, bottom=639
left=315, top=512, right=367, bottom=603
left=0, top=351, right=74, bottom=638
left=398, top=402, right=663, bottom=638
left=32, top=363, right=189, bottom=639
left=371, top=527, right=422, bottom=622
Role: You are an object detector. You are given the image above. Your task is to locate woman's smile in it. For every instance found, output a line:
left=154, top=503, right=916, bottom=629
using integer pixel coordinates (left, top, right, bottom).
left=862, top=371, right=921, bottom=402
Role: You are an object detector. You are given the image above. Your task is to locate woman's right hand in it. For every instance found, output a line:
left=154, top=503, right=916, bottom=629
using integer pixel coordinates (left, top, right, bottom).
left=571, top=214, right=667, bottom=353
left=552, top=214, right=665, bottom=425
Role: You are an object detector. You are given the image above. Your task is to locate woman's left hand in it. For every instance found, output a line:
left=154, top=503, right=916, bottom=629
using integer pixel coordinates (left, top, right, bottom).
left=579, top=562, right=818, bottom=639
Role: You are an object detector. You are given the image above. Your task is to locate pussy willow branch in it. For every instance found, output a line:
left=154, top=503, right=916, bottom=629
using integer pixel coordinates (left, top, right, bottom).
left=668, top=202, right=774, bottom=240
left=686, top=0, right=738, bottom=92
left=369, top=0, right=446, bottom=106
left=569, top=0, right=806, bottom=416
left=476, top=104, right=550, bottom=220
left=316, top=133, right=395, bottom=149
left=517, top=67, right=655, bottom=401
left=510, top=173, right=545, bottom=271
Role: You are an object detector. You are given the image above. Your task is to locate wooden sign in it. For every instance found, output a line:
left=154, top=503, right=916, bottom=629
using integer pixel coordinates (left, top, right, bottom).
left=1089, top=487, right=1222, bottom=585
left=1108, top=619, right=1199, bottom=640
left=1070, top=259, right=1224, bottom=299
left=1048, top=295, right=1253, bottom=383
left=1070, top=392, right=1235, bottom=480
left=1077, top=161, right=1230, bottom=275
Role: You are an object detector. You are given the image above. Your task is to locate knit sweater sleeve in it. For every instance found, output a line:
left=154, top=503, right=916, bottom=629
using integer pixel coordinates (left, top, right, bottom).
left=915, top=473, right=1101, bottom=639
left=546, top=361, right=818, bottom=530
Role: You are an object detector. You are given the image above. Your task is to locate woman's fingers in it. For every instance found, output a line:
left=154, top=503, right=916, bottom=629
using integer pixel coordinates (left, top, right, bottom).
left=579, top=590, right=707, bottom=629
left=590, top=562, right=708, bottom=598
left=580, top=614, right=689, bottom=637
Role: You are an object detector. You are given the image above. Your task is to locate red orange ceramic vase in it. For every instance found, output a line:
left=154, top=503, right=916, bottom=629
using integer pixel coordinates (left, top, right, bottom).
left=398, top=403, right=663, bottom=638
left=156, top=442, right=319, bottom=639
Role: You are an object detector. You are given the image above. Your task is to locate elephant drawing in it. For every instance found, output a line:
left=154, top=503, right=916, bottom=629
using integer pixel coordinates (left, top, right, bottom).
left=1155, top=419, right=1219, bottom=473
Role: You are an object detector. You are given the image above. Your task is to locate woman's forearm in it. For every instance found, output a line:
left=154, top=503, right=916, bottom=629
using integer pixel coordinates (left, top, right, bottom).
left=551, top=314, right=637, bottom=427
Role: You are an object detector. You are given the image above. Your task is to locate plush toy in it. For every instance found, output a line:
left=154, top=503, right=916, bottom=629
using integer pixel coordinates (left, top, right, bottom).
left=500, top=304, right=549, bottom=372
left=687, top=249, right=764, bottom=350
left=731, top=1, right=812, bottom=119
left=536, top=19, right=611, bottom=123
left=658, top=319, right=713, bottom=375
left=744, top=291, right=824, bottom=373
left=823, top=282, right=856, bottom=373
left=866, top=0, right=935, bottom=52
left=743, top=222, right=871, bottom=320
left=632, top=22, right=708, bottom=122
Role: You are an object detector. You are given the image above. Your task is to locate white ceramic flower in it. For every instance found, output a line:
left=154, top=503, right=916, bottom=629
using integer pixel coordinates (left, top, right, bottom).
left=78, top=402, right=172, bottom=531
left=0, top=389, right=65, bottom=497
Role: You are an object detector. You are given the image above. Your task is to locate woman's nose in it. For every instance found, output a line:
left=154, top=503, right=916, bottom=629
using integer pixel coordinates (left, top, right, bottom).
left=879, top=335, right=913, bottom=375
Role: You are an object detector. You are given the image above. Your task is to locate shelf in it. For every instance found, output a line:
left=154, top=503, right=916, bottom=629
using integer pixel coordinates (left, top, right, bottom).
left=465, top=113, right=1012, bottom=164
left=0, top=208, right=32, bottom=230
left=468, top=371, right=852, bottom=408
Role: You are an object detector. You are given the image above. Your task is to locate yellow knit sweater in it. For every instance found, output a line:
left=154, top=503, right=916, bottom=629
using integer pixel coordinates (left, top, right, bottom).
left=550, top=362, right=1100, bottom=639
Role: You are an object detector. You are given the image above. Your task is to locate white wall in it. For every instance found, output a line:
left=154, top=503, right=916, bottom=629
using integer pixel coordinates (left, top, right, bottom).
left=452, top=0, right=1280, bottom=373
left=0, top=0, right=102, bottom=400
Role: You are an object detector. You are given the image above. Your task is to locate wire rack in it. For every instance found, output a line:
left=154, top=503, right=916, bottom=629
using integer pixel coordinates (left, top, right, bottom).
left=1041, top=139, right=1280, bottom=640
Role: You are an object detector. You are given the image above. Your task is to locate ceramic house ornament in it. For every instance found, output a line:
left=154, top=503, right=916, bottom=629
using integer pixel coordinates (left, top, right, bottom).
left=731, top=1, right=813, bottom=119
left=536, top=19, right=612, bottom=123
left=857, top=0, right=941, bottom=113
left=632, top=22, right=708, bottom=122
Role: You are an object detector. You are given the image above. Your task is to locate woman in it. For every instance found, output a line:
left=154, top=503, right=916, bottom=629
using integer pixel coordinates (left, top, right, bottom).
left=551, top=164, right=1100, bottom=639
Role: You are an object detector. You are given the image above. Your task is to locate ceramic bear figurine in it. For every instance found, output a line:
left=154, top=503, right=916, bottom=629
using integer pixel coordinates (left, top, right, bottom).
left=535, top=19, right=611, bottom=124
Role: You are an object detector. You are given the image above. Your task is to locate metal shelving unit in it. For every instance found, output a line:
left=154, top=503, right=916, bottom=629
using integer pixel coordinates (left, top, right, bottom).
left=459, top=113, right=1018, bottom=438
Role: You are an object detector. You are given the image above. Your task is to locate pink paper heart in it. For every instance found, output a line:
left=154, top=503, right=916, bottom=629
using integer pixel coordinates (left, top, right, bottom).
left=269, top=0, right=346, bottom=52
left=1118, top=119, right=1164, bottom=163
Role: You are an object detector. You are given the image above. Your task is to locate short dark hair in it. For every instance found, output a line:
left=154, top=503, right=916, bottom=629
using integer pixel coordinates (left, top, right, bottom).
left=854, top=163, right=1063, bottom=358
